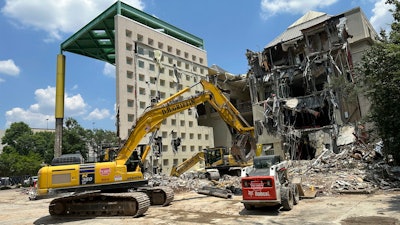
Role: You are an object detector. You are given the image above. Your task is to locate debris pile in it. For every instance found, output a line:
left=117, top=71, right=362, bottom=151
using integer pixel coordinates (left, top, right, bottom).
left=147, top=141, right=399, bottom=197
left=289, top=142, right=400, bottom=195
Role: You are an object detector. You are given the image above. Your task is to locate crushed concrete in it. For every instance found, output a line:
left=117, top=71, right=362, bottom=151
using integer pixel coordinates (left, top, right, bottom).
left=146, top=141, right=400, bottom=197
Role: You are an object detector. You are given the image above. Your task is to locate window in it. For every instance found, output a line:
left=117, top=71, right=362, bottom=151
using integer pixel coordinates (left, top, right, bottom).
left=181, top=133, right=186, bottom=139
left=177, top=61, right=181, bottom=67
left=189, top=133, right=194, bottom=139
left=150, top=77, right=156, bottom=84
left=180, top=120, right=185, bottom=126
left=137, top=34, right=143, bottom=42
left=127, top=99, right=134, bottom=107
left=186, top=74, right=191, bottom=81
left=189, top=121, right=193, bottom=127
left=173, top=159, right=178, bottom=165
left=127, top=70, right=133, bottom=79
left=184, top=52, right=189, bottom=59
left=176, top=49, right=181, bottom=56
left=158, top=42, right=164, bottom=49
left=169, top=69, right=174, bottom=76
left=148, top=38, right=154, bottom=46
left=168, top=57, right=173, bottom=64
left=160, top=92, right=166, bottom=98
left=139, top=87, right=146, bottom=95
left=190, top=146, right=195, bottom=152
left=200, top=68, right=204, bottom=74
left=188, top=109, right=192, bottom=115
left=138, top=60, right=144, bottom=68
left=148, top=50, right=154, bottom=59
left=198, top=146, right=202, bottom=151
left=127, top=85, right=133, bottom=93
left=139, top=74, right=145, bottom=81
left=139, top=101, right=146, bottom=109
left=160, top=79, right=165, bottom=86
left=171, top=119, right=176, bottom=125
left=198, top=134, right=202, bottom=140
left=193, top=66, right=197, bottom=72
left=126, top=43, right=132, bottom=51
left=149, top=63, right=155, bottom=71
left=192, top=55, right=196, bottom=62
left=137, top=47, right=144, bottom=55
left=185, top=63, right=189, bottom=70
left=162, top=145, right=168, bottom=152
left=167, top=45, right=172, bottom=53
left=128, top=114, right=134, bottom=122
left=182, top=158, right=187, bottom=162
left=182, top=146, right=186, bottom=152
left=126, top=57, right=133, bottom=65
left=199, top=57, right=204, bottom=64
left=169, top=82, right=175, bottom=88
left=205, top=134, right=209, bottom=140
left=162, top=131, right=168, bottom=138
left=163, top=159, right=169, bottom=166
left=126, top=29, right=132, bottom=37
left=150, top=90, right=156, bottom=97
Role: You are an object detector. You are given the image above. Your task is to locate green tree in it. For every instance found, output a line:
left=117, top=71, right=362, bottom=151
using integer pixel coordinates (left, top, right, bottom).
left=62, top=117, right=89, bottom=159
left=1, top=122, right=33, bottom=155
left=357, top=0, right=400, bottom=165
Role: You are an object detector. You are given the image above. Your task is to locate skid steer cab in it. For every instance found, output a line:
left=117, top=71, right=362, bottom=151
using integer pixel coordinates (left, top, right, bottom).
left=241, top=155, right=303, bottom=211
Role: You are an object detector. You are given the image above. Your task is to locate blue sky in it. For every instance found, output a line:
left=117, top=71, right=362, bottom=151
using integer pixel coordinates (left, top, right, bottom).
left=0, top=0, right=394, bottom=131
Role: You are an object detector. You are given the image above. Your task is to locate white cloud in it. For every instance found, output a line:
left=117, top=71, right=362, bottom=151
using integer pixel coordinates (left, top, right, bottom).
left=5, top=107, right=54, bottom=129
left=103, top=63, right=116, bottom=78
left=0, top=59, right=20, bottom=76
left=1, top=0, right=145, bottom=41
left=370, top=0, right=394, bottom=34
left=260, top=0, right=338, bottom=18
left=5, top=86, right=89, bottom=129
left=85, top=108, right=111, bottom=121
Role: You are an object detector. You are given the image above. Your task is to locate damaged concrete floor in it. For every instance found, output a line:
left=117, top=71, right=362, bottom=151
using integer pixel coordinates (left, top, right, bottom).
left=0, top=188, right=399, bottom=225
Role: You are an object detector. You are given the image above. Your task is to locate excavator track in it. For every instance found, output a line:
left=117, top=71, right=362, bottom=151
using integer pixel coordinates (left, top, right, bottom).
left=138, top=186, right=174, bottom=206
left=49, top=191, right=150, bottom=217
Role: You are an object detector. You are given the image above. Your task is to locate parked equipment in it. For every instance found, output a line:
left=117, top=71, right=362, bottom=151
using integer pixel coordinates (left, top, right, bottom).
left=241, top=155, right=304, bottom=211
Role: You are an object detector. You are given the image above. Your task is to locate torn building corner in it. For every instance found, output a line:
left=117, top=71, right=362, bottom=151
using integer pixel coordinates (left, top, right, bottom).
left=246, top=7, right=377, bottom=160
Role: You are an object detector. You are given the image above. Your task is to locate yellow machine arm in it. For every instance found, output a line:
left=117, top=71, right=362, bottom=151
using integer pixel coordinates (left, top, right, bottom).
left=115, top=79, right=254, bottom=166
left=170, top=151, right=205, bottom=177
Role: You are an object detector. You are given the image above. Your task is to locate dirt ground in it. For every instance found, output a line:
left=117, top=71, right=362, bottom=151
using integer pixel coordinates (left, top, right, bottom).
left=0, top=188, right=399, bottom=225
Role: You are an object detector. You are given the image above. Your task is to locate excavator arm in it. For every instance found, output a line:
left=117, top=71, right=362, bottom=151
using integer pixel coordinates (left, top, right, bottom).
left=170, top=151, right=205, bottom=177
left=115, top=79, right=255, bottom=167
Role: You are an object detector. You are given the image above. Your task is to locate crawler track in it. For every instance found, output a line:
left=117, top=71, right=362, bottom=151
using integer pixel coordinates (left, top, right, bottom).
left=138, top=186, right=174, bottom=206
left=49, top=191, right=150, bottom=217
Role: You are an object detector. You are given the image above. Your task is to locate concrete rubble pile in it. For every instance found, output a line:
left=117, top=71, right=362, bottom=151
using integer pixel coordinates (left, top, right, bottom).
left=146, top=142, right=399, bottom=197
left=288, top=141, right=400, bottom=195
left=146, top=172, right=242, bottom=195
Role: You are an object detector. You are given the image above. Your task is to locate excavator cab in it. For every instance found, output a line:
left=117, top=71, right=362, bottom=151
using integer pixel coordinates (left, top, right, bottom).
left=204, top=147, right=225, bottom=167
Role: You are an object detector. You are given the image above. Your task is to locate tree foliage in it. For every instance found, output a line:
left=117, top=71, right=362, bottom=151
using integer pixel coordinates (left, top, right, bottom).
left=1, top=119, right=118, bottom=177
left=357, top=0, right=400, bottom=165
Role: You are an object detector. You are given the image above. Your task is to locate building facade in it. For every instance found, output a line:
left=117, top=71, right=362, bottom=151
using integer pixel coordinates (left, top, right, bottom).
left=114, top=14, right=214, bottom=174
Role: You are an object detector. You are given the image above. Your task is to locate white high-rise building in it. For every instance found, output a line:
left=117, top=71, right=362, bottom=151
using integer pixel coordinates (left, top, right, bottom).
left=113, top=6, right=213, bottom=174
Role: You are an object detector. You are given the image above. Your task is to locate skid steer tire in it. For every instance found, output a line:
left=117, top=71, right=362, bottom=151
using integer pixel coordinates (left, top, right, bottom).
left=281, top=186, right=293, bottom=211
left=244, top=203, right=255, bottom=210
left=291, top=183, right=300, bottom=205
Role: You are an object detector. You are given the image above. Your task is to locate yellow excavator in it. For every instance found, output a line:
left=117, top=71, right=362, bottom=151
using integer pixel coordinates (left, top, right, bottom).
left=36, top=79, right=256, bottom=217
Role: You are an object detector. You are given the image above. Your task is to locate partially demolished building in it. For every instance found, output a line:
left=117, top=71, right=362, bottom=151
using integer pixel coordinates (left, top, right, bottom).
left=246, top=8, right=378, bottom=159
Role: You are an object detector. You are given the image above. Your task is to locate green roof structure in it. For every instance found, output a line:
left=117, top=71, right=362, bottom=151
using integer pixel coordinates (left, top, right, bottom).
left=61, top=1, right=204, bottom=64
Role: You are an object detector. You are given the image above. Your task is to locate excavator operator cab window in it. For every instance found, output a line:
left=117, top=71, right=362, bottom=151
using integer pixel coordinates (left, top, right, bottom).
left=204, top=148, right=222, bottom=165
